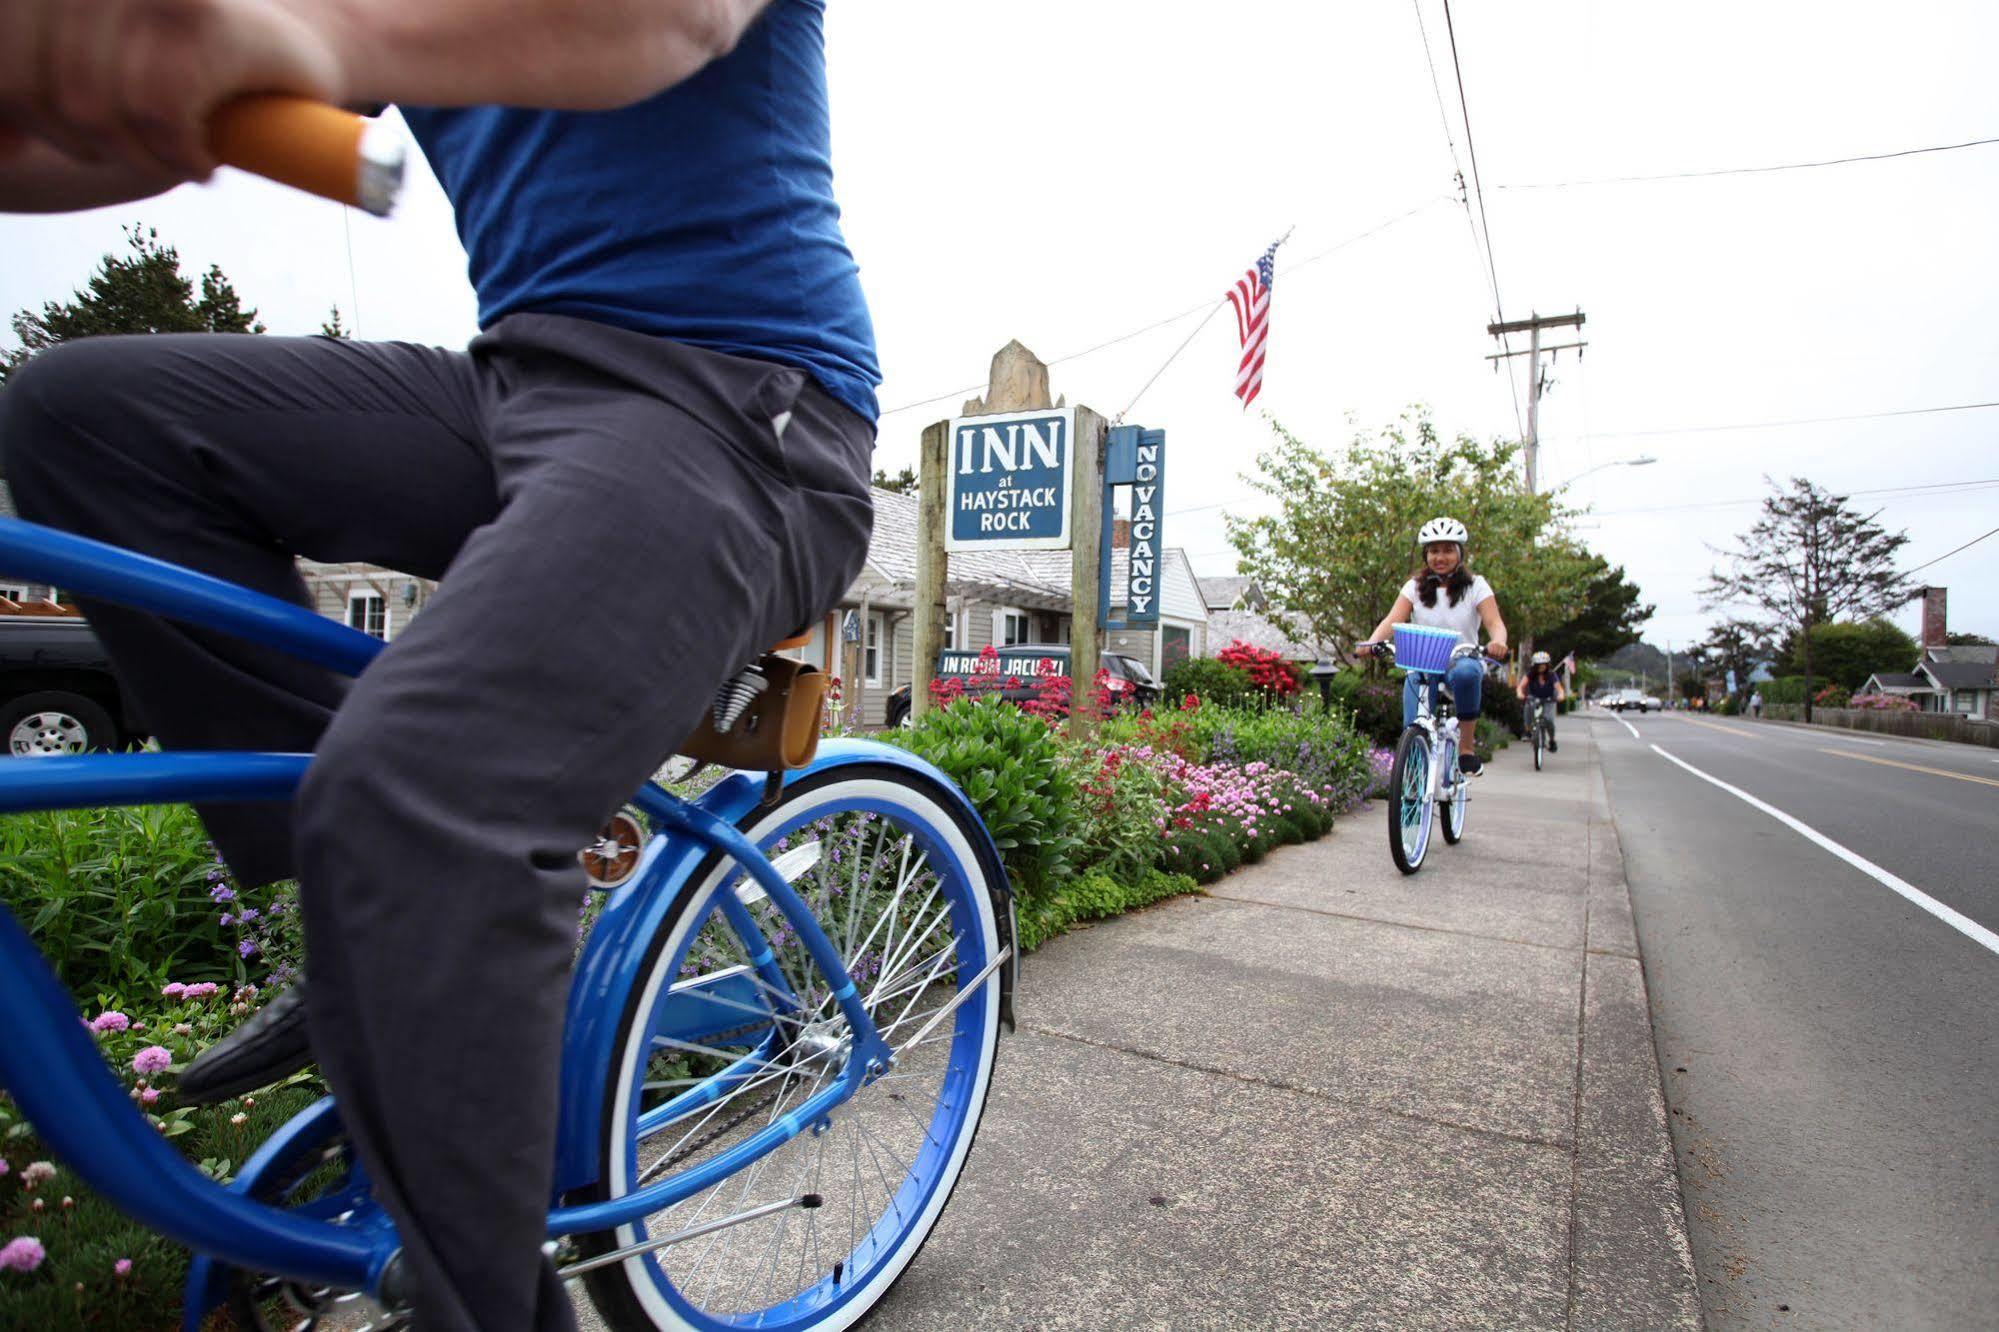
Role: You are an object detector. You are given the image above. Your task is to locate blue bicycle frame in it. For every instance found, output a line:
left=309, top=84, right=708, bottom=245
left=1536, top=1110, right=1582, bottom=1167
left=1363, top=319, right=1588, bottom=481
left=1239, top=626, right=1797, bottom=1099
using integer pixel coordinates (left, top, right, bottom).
left=0, top=517, right=1008, bottom=1326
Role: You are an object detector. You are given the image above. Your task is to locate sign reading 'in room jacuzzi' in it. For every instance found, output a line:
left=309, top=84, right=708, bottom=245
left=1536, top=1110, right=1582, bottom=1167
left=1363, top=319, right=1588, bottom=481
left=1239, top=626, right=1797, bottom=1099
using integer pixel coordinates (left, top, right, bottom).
left=945, top=408, right=1074, bottom=552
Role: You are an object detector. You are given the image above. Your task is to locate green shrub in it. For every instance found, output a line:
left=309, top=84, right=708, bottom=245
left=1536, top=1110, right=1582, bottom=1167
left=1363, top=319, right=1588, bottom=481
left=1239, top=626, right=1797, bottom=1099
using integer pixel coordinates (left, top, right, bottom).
left=0, top=806, right=295, bottom=1009
left=1348, top=677, right=1405, bottom=745
left=888, top=696, right=1079, bottom=915
left=1015, top=867, right=1202, bottom=951
left=1159, top=657, right=1254, bottom=710
left=1063, top=743, right=1171, bottom=882
left=1482, top=683, right=1523, bottom=738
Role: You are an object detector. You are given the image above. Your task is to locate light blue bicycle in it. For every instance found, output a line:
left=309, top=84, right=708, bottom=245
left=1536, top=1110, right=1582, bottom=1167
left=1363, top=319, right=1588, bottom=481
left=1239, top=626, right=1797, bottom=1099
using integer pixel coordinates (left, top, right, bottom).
left=1362, top=626, right=1483, bottom=875
left=0, top=516, right=1016, bottom=1332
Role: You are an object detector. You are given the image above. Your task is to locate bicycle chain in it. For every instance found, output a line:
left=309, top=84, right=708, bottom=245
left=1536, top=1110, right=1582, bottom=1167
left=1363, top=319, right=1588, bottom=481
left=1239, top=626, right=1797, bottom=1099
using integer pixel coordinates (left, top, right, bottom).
left=651, top=1017, right=817, bottom=1174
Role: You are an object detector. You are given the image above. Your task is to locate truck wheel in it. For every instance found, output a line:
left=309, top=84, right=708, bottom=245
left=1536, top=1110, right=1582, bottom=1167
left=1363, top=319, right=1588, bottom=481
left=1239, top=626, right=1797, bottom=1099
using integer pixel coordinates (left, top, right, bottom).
left=0, top=691, right=118, bottom=756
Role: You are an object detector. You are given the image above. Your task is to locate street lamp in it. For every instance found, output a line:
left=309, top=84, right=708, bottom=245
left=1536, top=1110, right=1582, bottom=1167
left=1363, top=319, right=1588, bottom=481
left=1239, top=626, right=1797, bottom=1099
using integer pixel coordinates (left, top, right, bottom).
left=1552, top=454, right=1658, bottom=490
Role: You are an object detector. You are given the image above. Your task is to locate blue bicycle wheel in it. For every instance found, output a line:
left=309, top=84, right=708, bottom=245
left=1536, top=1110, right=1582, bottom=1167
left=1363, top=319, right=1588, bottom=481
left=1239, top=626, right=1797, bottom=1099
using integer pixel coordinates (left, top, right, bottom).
left=578, top=764, right=1004, bottom=1331
left=1388, top=727, right=1433, bottom=875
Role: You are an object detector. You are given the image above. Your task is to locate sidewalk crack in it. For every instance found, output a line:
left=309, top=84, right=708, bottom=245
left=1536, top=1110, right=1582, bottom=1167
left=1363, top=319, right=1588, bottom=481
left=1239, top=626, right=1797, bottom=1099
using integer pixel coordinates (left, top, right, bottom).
left=1020, top=1022, right=1574, bottom=1153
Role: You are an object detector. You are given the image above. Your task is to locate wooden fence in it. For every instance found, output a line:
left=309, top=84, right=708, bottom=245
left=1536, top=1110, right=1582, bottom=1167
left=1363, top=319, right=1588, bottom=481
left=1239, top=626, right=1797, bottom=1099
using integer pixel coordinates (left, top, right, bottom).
left=1762, top=705, right=1999, bottom=749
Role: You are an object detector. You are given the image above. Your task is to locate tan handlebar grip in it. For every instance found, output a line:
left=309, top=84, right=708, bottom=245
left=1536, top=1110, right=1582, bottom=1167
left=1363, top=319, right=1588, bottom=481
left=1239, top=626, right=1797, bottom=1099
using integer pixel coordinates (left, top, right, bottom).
left=207, top=95, right=404, bottom=216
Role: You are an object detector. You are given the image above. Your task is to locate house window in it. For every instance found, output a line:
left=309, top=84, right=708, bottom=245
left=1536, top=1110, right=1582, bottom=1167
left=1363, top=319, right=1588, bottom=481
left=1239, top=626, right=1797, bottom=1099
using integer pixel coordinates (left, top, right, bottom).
left=996, top=608, right=1029, bottom=647
left=1162, top=625, right=1192, bottom=668
left=865, top=612, right=885, bottom=686
left=347, top=591, right=388, bottom=640
left=1058, top=619, right=1072, bottom=646
left=0, top=585, right=29, bottom=603
left=943, top=609, right=961, bottom=651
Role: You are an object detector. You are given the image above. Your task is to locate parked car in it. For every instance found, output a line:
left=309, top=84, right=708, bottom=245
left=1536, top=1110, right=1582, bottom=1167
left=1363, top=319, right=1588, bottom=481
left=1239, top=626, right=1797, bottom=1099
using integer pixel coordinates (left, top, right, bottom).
left=0, top=611, right=143, bottom=754
left=883, top=646, right=1159, bottom=728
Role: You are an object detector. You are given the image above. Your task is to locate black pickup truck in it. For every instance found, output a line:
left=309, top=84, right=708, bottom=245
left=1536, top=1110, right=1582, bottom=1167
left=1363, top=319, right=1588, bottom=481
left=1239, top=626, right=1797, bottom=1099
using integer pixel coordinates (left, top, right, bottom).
left=0, top=613, right=141, bottom=754
left=883, top=645, right=1160, bottom=728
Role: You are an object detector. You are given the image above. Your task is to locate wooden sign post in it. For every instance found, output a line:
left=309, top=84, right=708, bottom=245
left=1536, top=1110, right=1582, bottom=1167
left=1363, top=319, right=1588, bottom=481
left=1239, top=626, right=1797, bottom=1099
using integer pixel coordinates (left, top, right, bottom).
left=911, top=342, right=1107, bottom=735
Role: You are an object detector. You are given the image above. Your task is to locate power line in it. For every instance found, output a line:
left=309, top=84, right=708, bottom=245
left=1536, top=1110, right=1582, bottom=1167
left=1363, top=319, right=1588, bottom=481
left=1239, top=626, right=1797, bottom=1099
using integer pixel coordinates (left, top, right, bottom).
left=1496, top=134, right=1999, bottom=190
left=1592, top=476, right=1999, bottom=518
left=1579, top=398, right=1999, bottom=440
left=1415, top=0, right=1519, bottom=436
left=1905, top=522, right=1999, bottom=575
left=877, top=198, right=1448, bottom=420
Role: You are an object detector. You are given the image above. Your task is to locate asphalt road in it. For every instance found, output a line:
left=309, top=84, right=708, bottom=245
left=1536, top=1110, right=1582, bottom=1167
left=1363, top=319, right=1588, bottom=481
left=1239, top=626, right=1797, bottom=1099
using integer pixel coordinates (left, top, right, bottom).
left=1589, top=708, right=1999, bottom=1330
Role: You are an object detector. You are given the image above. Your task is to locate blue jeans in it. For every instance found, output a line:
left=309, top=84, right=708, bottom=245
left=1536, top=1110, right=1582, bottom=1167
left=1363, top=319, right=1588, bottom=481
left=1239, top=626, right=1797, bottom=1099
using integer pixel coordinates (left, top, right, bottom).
left=1403, top=659, right=1485, bottom=727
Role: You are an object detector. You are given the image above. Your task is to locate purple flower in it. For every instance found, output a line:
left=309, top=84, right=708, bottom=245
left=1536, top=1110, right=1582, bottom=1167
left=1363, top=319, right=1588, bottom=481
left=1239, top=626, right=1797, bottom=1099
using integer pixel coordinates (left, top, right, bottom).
left=237, top=907, right=259, bottom=923
left=181, top=982, right=220, bottom=1000
left=209, top=883, right=236, bottom=903
left=218, top=913, right=235, bottom=927
left=132, top=1046, right=172, bottom=1076
left=161, top=982, right=186, bottom=999
left=237, top=939, right=257, bottom=958
left=0, top=1237, right=45, bottom=1273
left=0, top=1160, right=9, bottom=1178
left=114, top=1258, right=132, bottom=1277
left=90, top=1011, right=130, bottom=1034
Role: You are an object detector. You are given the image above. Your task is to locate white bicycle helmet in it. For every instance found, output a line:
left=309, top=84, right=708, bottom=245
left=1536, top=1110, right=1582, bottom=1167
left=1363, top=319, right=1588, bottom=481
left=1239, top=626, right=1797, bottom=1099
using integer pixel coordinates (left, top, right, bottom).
left=1418, top=516, right=1469, bottom=548
left=1531, top=650, right=1551, bottom=666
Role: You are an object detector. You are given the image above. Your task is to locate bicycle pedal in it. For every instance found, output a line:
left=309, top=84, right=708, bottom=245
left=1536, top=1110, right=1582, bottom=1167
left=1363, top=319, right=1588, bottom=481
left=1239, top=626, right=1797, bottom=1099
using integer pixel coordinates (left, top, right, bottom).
left=580, top=811, right=645, bottom=888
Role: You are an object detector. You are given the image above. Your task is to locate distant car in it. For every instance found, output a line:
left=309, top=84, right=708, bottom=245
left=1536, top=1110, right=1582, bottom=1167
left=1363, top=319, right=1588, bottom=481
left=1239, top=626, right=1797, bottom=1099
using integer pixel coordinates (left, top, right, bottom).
left=883, top=646, right=1159, bottom=728
left=1602, top=689, right=1659, bottom=714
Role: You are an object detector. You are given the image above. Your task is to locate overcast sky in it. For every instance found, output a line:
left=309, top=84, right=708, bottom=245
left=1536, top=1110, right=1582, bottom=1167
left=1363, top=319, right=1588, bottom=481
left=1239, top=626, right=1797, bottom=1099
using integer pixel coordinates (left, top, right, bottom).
left=4, top=1, right=1995, bottom=651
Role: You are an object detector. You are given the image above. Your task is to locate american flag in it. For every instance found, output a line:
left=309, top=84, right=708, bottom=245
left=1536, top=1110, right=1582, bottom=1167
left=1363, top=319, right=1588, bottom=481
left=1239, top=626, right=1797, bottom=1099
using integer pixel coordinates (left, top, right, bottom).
left=1226, top=242, right=1278, bottom=408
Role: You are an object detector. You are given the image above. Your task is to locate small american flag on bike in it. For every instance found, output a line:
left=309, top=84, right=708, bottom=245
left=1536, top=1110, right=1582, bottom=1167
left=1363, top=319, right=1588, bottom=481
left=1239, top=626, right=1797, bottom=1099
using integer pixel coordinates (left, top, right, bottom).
left=1226, top=241, right=1279, bottom=409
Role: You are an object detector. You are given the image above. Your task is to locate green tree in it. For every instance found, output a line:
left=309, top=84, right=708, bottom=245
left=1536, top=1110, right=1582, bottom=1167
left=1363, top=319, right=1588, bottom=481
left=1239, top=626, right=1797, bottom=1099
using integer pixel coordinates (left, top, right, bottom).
left=872, top=465, right=917, bottom=494
left=1225, top=409, right=1595, bottom=655
left=1695, top=618, right=1771, bottom=700
left=1537, top=556, right=1654, bottom=664
left=1946, top=631, right=1996, bottom=647
left=0, top=224, right=264, bottom=385
left=320, top=304, right=352, bottom=339
left=1779, top=618, right=1917, bottom=689
left=1702, top=477, right=1913, bottom=721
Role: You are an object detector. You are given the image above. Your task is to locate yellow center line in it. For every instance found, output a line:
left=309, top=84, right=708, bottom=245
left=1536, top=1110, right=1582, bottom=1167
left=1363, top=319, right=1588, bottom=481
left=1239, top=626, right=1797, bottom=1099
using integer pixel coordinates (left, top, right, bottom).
left=1673, top=714, right=1760, bottom=739
left=1818, top=748, right=1999, bottom=790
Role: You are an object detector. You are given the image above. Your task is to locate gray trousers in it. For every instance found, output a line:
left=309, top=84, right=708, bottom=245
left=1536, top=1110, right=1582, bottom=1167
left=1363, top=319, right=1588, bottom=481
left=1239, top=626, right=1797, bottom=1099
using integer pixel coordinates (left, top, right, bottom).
left=0, top=315, right=874, bottom=1331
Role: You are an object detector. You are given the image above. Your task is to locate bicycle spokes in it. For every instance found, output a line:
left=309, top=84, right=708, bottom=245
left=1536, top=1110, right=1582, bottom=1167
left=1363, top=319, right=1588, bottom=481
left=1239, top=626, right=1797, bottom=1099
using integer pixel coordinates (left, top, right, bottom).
left=625, top=805, right=977, bottom=1322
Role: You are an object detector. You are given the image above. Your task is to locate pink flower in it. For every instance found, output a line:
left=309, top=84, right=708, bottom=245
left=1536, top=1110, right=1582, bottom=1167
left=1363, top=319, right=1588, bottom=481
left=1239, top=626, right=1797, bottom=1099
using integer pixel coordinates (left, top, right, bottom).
left=114, top=1258, right=132, bottom=1277
left=90, top=1011, right=130, bottom=1033
left=132, top=1046, right=173, bottom=1076
left=0, top=1237, right=44, bottom=1272
left=161, top=982, right=186, bottom=999
left=181, top=982, right=219, bottom=1000
left=20, top=1161, right=56, bottom=1188
left=138, top=1087, right=160, bottom=1106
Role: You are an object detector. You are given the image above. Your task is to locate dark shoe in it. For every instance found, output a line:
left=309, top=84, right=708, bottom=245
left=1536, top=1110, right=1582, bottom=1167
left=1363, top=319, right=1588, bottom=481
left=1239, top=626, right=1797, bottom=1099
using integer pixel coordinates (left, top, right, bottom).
left=177, top=984, right=312, bottom=1105
left=1459, top=754, right=1484, bottom=776
left=1547, top=738, right=1559, bottom=752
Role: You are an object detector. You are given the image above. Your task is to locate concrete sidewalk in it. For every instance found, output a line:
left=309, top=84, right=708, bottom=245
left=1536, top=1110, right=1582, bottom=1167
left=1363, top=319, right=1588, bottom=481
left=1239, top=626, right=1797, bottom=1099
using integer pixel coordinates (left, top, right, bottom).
left=863, top=722, right=1700, bottom=1331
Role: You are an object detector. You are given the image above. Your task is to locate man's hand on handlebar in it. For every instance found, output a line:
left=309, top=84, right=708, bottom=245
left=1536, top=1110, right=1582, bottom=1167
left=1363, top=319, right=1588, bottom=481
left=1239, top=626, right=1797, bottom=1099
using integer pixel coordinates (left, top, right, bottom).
left=0, top=0, right=344, bottom=186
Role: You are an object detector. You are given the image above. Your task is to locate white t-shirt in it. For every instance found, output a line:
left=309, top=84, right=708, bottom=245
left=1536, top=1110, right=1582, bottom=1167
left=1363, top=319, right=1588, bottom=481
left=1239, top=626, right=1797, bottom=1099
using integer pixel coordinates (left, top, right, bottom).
left=1400, top=574, right=1495, bottom=646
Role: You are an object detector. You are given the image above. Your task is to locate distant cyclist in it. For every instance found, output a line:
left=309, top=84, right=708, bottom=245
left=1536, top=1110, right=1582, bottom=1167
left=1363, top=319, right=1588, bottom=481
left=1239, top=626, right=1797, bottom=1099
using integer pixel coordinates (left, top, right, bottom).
left=1516, top=650, right=1565, bottom=751
left=1359, top=517, right=1509, bottom=774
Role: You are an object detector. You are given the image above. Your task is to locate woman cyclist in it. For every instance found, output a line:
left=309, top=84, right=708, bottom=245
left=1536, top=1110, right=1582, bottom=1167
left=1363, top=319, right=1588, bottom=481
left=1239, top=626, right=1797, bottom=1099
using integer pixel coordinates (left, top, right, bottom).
left=1359, top=517, right=1509, bottom=774
left=1517, top=650, right=1565, bottom=751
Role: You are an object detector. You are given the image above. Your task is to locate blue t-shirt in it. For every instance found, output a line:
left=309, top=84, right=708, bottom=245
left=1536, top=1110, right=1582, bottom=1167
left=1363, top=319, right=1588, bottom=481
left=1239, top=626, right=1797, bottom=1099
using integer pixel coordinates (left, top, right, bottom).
left=399, top=0, right=881, bottom=423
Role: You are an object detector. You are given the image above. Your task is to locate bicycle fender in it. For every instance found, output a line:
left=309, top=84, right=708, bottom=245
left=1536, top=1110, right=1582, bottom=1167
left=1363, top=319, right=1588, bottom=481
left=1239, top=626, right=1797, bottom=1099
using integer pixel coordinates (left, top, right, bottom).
left=552, top=740, right=1017, bottom=1199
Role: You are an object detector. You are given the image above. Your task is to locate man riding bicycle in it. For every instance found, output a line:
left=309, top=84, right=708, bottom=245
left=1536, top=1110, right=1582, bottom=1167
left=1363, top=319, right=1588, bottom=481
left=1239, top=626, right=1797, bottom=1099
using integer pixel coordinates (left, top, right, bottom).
left=1516, top=650, right=1565, bottom=752
left=0, top=3, right=874, bottom=1328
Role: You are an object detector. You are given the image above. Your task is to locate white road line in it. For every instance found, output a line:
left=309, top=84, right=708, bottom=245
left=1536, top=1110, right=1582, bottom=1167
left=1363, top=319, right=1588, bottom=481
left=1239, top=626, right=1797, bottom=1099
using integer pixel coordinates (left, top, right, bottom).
left=1836, top=736, right=1888, bottom=746
left=1649, top=744, right=1999, bottom=958
left=1614, top=715, right=1640, bottom=740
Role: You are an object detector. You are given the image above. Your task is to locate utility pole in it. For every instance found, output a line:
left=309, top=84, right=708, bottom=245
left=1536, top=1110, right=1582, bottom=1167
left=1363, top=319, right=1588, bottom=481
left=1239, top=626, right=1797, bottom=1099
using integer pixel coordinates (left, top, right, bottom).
left=1487, top=309, right=1586, bottom=678
left=1486, top=310, right=1586, bottom=495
